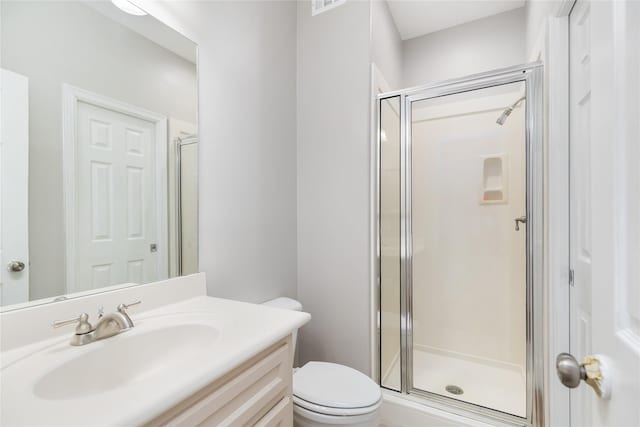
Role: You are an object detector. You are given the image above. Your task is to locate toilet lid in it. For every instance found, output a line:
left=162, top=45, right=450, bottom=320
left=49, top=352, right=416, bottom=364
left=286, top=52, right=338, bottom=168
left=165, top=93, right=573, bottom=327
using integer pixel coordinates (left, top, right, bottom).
left=293, top=362, right=382, bottom=412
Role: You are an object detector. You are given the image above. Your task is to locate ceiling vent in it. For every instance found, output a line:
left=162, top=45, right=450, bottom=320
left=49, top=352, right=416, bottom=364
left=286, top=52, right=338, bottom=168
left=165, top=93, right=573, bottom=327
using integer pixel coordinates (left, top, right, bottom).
left=312, top=0, right=346, bottom=16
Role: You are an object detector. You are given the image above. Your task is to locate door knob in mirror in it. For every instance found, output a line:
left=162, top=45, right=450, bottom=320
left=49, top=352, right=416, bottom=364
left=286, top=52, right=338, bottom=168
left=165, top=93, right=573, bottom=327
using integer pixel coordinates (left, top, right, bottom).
left=7, top=260, right=25, bottom=272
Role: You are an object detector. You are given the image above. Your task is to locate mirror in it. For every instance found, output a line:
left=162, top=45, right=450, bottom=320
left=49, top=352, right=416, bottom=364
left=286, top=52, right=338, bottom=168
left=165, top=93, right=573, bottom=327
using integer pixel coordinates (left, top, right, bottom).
left=0, top=1, right=198, bottom=308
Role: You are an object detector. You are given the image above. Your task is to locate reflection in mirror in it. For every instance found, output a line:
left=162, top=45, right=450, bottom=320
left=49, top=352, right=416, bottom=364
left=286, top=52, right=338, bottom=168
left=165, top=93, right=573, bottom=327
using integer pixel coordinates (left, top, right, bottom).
left=0, top=1, right=198, bottom=307
left=176, top=136, right=198, bottom=276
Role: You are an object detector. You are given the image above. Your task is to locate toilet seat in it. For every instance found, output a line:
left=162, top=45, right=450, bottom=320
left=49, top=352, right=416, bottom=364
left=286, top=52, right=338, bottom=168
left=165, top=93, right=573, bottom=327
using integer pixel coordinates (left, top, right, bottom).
left=293, top=402, right=380, bottom=425
left=293, top=395, right=382, bottom=417
left=293, top=362, right=382, bottom=417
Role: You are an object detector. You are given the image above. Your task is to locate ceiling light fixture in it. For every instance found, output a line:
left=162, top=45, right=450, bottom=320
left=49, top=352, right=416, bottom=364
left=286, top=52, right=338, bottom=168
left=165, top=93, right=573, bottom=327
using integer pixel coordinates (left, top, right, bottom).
left=111, top=0, right=147, bottom=16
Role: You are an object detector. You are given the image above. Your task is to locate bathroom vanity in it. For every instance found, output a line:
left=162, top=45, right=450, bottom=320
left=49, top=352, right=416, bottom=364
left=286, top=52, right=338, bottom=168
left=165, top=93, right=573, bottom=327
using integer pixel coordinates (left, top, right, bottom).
left=148, top=337, right=293, bottom=426
left=0, top=273, right=309, bottom=426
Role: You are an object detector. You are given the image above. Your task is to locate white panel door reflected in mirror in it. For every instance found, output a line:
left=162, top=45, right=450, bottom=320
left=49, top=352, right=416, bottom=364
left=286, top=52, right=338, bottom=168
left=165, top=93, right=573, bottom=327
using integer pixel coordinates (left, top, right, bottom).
left=0, top=1, right=198, bottom=308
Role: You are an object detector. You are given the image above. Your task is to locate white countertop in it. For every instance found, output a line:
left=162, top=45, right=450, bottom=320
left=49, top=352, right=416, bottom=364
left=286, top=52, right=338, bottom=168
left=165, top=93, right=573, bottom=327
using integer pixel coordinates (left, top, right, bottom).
left=1, top=295, right=310, bottom=426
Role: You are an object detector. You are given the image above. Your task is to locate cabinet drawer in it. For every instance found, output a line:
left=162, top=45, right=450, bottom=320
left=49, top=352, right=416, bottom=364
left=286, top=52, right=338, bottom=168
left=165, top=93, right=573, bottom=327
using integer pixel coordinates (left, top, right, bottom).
left=147, top=338, right=292, bottom=427
left=255, top=397, right=292, bottom=427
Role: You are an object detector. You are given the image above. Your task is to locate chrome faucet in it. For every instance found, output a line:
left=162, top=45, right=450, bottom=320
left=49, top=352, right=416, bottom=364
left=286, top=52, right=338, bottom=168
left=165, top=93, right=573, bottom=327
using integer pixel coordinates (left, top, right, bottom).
left=52, top=301, right=141, bottom=346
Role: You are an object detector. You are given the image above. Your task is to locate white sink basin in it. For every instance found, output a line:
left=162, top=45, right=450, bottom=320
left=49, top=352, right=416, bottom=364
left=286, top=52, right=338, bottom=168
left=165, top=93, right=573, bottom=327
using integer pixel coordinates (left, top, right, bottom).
left=1, top=294, right=310, bottom=427
left=33, top=323, right=219, bottom=400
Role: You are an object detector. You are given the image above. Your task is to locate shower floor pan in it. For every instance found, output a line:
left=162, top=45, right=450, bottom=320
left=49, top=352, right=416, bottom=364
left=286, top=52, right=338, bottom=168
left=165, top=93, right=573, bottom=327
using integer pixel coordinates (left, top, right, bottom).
left=383, top=346, right=526, bottom=417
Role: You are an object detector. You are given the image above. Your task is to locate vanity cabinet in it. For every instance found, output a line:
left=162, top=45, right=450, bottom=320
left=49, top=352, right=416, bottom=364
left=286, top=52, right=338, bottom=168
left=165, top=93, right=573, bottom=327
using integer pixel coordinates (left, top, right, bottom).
left=147, top=337, right=293, bottom=427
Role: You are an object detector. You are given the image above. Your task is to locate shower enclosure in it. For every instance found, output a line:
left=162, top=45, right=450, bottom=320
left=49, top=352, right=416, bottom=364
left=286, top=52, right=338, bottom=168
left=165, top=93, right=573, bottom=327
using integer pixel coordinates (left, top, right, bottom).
left=175, top=135, right=198, bottom=276
left=376, top=63, right=543, bottom=425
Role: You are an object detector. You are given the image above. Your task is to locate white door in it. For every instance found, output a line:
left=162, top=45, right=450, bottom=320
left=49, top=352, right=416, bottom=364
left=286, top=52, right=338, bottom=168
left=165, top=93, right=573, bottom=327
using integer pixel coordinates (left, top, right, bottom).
left=567, top=0, right=640, bottom=425
left=74, top=101, right=160, bottom=290
left=0, top=69, right=29, bottom=305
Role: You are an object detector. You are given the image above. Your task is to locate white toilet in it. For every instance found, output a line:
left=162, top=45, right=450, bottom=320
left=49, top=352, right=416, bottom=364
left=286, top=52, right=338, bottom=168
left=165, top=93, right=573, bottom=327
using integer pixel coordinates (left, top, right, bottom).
left=263, top=298, right=382, bottom=427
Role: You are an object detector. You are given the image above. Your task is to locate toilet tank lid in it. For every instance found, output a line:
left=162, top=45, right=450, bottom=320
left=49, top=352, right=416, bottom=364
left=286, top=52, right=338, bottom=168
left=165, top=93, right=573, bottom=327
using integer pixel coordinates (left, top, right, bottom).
left=262, top=297, right=302, bottom=311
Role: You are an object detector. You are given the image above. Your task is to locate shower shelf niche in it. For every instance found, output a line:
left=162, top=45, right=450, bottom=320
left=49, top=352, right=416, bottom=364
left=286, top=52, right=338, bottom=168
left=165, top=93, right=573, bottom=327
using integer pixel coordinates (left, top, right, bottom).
left=480, top=154, right=507, bottom=204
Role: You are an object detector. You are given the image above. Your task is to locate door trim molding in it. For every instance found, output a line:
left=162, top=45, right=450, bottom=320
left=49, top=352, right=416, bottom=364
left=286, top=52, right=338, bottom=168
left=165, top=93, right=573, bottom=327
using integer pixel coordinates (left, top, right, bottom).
left=62, top=84, right=168, bottom=292
left=528, top=1, right=574, bottom=425
left=532, top=15, right=572, bottom=427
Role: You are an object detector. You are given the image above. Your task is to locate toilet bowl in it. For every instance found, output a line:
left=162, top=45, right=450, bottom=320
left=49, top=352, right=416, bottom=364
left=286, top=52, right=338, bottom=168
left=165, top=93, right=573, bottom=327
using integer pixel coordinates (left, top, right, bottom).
left=263, top=298, right=381, bottom=427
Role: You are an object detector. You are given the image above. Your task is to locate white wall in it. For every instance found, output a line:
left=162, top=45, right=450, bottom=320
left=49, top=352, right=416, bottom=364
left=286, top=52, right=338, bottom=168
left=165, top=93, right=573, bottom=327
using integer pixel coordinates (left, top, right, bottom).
left=371, top=0, right=403, bottom=90
left=1, top=1, right=196, bottom=300
left=525, top=0, right=564, bottom=57
left=402, top=7, right=526, bottom=87
left=296, top=0, right=372, bottom=373
left=145, top=1, right=299, bottom=303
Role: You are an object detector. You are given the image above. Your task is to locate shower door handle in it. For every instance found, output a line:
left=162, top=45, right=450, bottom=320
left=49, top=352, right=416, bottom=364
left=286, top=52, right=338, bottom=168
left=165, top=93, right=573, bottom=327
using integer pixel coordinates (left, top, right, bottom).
left=514, top=216, right=527, bottom=231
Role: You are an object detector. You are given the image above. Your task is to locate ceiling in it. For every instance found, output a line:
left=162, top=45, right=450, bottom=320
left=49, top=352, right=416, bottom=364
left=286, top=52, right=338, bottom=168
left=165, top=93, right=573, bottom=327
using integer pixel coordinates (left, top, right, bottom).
left=83, top=1, right=196, bottom=64
left=386, top=0, right=526, bottom=41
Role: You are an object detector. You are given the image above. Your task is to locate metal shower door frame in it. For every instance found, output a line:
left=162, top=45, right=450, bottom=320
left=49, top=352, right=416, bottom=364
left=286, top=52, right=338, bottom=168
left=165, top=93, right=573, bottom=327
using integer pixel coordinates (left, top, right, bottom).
left=175, top=135, right=198, bottom=277
left=376, top=62, right=544, bottom=427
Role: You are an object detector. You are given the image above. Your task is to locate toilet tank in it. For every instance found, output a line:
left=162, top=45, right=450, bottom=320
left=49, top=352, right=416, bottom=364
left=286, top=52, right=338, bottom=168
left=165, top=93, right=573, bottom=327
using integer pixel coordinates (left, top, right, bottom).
left=262, top=297, right=302, bottom=357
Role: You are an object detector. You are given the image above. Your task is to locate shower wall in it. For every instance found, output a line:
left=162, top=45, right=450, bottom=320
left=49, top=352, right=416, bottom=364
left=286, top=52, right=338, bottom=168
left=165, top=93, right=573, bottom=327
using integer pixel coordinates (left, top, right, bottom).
left=411, top=90, right=526, bottom=369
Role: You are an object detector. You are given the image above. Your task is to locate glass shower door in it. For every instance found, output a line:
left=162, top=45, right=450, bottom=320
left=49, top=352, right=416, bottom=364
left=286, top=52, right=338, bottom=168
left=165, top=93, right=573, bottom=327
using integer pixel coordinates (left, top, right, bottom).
left=377, top=64, right=544, bottom=425
left=408, top=82, right=527, bottom=417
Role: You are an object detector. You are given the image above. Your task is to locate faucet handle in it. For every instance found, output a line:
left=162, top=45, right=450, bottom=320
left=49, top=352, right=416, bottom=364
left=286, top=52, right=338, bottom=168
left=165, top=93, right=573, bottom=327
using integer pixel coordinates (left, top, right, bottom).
left=117, top=300, right=141, bottom=314
left=52, top=312, right=94, bottom=335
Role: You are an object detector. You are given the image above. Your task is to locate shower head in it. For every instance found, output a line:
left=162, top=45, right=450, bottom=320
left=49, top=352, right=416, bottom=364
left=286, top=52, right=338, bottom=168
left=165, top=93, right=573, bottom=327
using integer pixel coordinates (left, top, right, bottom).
left=496, top=95, right=526, bottom=126
left=496, top=108, right=513, bottom=125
